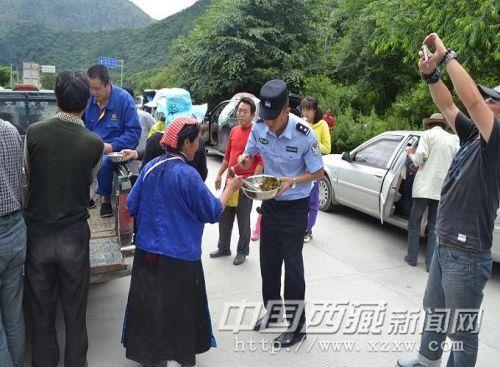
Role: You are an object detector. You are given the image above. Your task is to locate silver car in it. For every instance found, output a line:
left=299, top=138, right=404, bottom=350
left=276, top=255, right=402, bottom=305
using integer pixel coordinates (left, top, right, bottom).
left=319, top=131, right=500, bottom=262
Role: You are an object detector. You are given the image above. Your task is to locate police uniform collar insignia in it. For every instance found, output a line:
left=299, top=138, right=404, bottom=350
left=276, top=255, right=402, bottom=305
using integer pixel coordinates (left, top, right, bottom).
left=259, top=137, right=269, bottom=145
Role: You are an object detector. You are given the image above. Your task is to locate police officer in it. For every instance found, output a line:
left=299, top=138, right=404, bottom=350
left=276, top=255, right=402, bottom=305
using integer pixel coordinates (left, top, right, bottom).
left=239, top=79, right=324, bottom=348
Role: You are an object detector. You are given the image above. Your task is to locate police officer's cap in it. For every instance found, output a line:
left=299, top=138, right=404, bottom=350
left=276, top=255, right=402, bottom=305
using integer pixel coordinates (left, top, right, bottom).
left=259, top=79, right=288, bottom=120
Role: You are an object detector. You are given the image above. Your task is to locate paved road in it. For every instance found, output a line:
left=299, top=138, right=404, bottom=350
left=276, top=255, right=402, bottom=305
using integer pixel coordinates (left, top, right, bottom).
left=26, top=155, right=500, bottom=366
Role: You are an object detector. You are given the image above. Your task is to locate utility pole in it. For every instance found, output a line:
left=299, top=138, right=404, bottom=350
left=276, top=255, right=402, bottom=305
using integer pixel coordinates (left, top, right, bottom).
left=119, top=59, right=124, bottom=87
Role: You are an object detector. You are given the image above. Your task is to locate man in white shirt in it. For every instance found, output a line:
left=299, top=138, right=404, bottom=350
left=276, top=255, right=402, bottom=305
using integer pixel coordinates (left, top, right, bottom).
left=405, top=113, right=459, bottom=271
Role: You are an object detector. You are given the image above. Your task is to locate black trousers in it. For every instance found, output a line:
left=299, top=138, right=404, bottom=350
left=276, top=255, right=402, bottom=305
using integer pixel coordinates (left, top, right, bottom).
left=25, top=221, right=90, bottom=367
left=260, top=197, right=309, bottom=331
left=217, top=191, right=253, bottom=255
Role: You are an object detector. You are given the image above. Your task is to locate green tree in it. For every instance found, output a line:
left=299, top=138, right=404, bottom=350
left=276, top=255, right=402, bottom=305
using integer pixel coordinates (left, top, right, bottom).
left=170, top=0, right=323, bottom=105
left=0, top=66, right=11, bottom=87
left=40, top=73, right=58, bottom=90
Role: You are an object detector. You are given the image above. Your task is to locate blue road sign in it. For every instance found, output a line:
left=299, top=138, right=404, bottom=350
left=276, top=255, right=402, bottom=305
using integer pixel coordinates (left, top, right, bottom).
left=99, top=56, right=118, bottom=69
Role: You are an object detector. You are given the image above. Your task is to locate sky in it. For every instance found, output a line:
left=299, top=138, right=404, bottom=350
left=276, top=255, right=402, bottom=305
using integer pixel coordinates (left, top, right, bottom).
left=129, top=0, right=199, bottom=20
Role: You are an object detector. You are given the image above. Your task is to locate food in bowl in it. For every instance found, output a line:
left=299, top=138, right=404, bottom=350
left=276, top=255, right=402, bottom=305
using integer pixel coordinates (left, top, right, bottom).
left=260, top=177, right=280, bottom=191
left=241, top=174, right=280, bottom=201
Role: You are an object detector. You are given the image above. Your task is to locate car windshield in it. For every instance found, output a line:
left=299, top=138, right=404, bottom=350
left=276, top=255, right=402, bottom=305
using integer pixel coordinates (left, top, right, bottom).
left=218, top=100, right=238, bottom=128
left=354, top=136, right=403, bottom=168
left=0, top=93, right=58, bottom=134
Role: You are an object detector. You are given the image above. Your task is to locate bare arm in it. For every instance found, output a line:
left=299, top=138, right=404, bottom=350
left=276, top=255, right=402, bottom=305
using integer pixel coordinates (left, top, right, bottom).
left=215, top=159, right=228, bottom=190
left=295, top=168, right=324, bottom=185
left=423, top=33, right=494, bottom=141
left=446, top=60, right=494, bottom=141
left=217, top=159, right=229, bottom=177
left=418, top=38, right=459, bottom=133
left=428, top=81, right=460, bottom=134
left=277, top=168, right=324, bottom=197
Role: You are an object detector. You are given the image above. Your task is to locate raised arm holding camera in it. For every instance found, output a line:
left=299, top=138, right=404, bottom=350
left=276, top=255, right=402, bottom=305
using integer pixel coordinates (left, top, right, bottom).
left=397, top=33, right=500, bottom=367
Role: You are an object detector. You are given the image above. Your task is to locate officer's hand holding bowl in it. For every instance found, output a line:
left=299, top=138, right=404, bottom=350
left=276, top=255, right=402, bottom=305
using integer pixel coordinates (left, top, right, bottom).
left=277, top=177, right=293, bottom=197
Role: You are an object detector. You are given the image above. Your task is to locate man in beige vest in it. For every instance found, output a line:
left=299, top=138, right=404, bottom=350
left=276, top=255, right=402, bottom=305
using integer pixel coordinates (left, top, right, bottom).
left=404, top=113, right=459, bottom=271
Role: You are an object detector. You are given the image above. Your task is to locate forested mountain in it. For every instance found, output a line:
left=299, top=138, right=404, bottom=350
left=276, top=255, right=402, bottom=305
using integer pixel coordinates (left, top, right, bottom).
left=0, top=0, right=210, bottom=75
left=0, top=0, right=155, bottom=31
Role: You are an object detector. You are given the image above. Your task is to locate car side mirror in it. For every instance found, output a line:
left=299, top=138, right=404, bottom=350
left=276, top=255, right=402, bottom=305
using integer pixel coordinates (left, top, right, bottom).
left=341, top=151, right=352, bottom=162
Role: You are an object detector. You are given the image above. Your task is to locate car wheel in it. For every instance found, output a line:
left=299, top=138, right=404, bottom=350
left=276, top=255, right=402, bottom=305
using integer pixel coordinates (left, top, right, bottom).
left=319, top=175, right=338, bottom=212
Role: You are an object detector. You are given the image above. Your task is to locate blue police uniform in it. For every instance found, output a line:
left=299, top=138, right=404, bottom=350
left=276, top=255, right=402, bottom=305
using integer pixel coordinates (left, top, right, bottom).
left=244, top=80, right=323, bottom=340
left=245, top=113, right=323, bottom=200
left=84, top=84, right=140, bottom=197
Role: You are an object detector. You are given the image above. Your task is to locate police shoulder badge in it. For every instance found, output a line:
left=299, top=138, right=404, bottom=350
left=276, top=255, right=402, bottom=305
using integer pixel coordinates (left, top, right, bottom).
left=312, top=142, right=320, bottom=156
left=295, top=122, right=310, bottom=136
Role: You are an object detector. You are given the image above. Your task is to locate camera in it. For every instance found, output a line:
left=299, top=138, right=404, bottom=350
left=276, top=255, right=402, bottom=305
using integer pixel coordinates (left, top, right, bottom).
left=421, top=44, right=431, bottom=61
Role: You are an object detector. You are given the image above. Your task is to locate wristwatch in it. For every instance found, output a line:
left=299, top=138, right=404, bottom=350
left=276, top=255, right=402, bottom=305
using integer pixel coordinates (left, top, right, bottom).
left=442, top=49, right=457, bottom=66
left=291, top=177, right=297, bottom=189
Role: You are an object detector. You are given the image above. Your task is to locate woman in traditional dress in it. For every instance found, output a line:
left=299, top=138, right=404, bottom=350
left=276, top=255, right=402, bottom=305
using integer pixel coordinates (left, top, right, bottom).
left=122, top=116, right=241, bottom=367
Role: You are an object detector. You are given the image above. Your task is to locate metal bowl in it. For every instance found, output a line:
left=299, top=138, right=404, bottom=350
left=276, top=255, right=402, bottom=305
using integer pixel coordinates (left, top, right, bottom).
left=107, top=152, right=125, bottom=163
left=242, top=174, right=280, bottom=201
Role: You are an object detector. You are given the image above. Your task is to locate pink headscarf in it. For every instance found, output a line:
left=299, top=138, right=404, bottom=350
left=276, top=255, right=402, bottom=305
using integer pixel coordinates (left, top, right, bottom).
left=160, top=116, right=199, bottom=150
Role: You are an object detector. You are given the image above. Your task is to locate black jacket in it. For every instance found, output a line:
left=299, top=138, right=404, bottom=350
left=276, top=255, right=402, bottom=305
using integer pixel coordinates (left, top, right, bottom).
left=140, top=132, right=208, bottom=181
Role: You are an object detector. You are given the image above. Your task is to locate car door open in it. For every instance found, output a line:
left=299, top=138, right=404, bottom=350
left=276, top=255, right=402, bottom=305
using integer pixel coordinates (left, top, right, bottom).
left=336, top=135, right=403, bottom=217
left=379, top=135, right=419, bottom=224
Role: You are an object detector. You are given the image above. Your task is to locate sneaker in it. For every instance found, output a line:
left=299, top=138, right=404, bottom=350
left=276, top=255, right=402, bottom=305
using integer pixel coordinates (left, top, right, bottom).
left=88, top=198, right=96, bottom=209
left=100, top=202, right=113, bottom=218
left=251, top=230, right=260, bottom=241
left=396, top=354, right=441, bottom=367
left=396, top=357, right=425, bottom=367
left=303, top=231, right=312, bottom=243
left=233, top=253, right=246, bottom=265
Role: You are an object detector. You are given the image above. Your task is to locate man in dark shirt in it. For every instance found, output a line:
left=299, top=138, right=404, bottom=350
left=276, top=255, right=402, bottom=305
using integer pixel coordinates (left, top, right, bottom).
left=24, top=71, right=104, bottom=367
left=397, top=33, right=500, bottom=367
